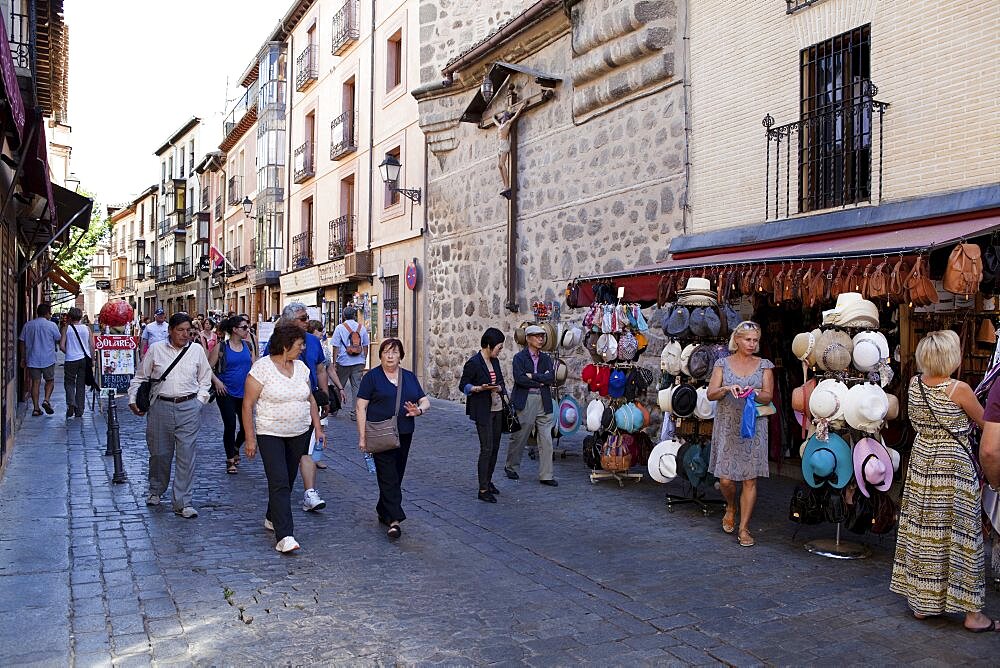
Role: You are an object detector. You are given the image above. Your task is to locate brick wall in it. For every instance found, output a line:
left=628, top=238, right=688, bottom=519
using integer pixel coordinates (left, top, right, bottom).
left=687, top=0, right=1000, bottom=233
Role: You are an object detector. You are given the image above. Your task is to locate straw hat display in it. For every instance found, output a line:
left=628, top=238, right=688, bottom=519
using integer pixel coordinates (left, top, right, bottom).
left=815, top=330, right=853, bottom=372
left=676, top=277, right=719, bottom=307
left=822, top=292, right=880, bottom=329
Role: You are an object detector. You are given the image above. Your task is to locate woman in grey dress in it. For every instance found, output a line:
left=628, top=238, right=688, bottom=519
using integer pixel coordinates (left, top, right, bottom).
left=706, top=321, right=774, bottom=547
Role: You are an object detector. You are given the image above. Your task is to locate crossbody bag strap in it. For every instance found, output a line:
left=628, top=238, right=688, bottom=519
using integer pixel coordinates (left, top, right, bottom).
left=388, top=367, right=404, bottom=423
left=155, top=344, right=191, bottom=386
left=917, top=377, right=983, bottom=483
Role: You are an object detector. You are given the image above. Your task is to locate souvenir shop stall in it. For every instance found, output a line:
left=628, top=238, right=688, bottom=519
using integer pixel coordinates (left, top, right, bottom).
left=563, top=225, right=1000, bottom=554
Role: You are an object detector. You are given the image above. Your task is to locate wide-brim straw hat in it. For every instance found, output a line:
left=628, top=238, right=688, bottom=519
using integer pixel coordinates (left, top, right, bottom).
left=792, top=330, right=817, bottom=363
left=816, top=330, right=854, bottom=372
left=844, top=383, right=888, bottom=433
left=853, top=437, right=894, bottom=497
left=677, top=291, right=719, bottom=307
left=809, top=379, right=849, bottom=421
left=683, top=277, right=712, bottom=292
left=852, top=333, right=882, bottom=372
left=694, top=387, right=717, bottom=420
left=801, top=432, right=852, bottom=489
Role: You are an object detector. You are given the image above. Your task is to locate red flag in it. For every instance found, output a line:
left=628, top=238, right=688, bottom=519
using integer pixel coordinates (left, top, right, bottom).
left=209, top=244, right=225, bottom=268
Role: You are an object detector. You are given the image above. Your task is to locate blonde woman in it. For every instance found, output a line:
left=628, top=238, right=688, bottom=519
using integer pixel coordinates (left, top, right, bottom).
left=891, top=330, right=996, bottom=632
left=706, top=321, right=774, bottom=547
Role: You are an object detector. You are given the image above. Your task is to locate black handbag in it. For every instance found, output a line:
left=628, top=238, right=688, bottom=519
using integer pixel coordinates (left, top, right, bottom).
left=70, top=324, right=98, bottom=390
left=328, top=384, right=342, bottom=412
left=136, top=344, right=190, bottom=412
left=500, top=391, right=521, bottom=434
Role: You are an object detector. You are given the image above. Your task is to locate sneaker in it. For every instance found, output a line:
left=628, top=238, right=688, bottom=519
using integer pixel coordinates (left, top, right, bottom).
left=174, top=506, right=198, bottom=519
left=302, top=488, right=326, bottom=512
left=263, top=518, right=274, bottom=532
left=66, top=407, right=75, bottom=419
left=146, top=494, right=160, bottom=506
left=275, top=536, right=300, bottom=553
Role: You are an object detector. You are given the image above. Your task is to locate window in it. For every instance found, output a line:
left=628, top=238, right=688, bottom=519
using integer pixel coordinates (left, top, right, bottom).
left=386, top=29, right=402, bottom=91
left=383, top=146, right=400, bottom=208
left=139, top=203, right=144, bottom=235
left=189, top=140, right=195, bottom=170
left=161, top=162, right=166, bottom=190
left=179, top=148, right=185, bottom=177
left=798, top=25, right=872, bottom=213
left=383, top=276, right=399, bottom=338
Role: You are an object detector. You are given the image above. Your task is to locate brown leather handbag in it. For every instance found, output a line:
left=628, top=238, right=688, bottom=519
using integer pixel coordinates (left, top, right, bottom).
left=905, top=256, right=939, bottom=307
left=867, top=261, right=888, bottom=301
left=785, top=265, right=800, bottom=302
left=657, top=274, right=673, bottom=307
left=942, top=243, right=983, bottom=297
left=831, top=262, right=847, bottom=298
left=809, top=264, right=828, bottom=307
left=759, top=266, right=773, bottom=295
left=888, top=258, right=911, bottom=305
left=773, top=265, right=786, bottom=303
left=858, top=263, right=870, bottom=297
left=842, top=264, right=858, bottom=295
left=800, top=266, right=814, bottom=305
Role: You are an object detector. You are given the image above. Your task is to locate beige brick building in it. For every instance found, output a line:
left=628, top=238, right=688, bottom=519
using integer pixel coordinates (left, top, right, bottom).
left=687, top=0, right=1000, bottom=233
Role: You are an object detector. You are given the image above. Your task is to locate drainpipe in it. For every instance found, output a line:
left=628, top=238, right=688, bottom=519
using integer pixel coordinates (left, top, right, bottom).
left=285, top=36, right=295, bottom=285
left=366, top=0, right=376, bottom=256
left=680, top=0, right=691, bottom=235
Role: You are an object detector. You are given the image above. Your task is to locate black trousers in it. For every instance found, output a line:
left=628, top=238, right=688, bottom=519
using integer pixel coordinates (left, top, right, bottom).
left=257, top=429, right=312, bottom=541
left=216, top=394, right=246, bottom=460
left=373, top=432, right=413, bottom=523
left=475, top=410, right=503, bottom=490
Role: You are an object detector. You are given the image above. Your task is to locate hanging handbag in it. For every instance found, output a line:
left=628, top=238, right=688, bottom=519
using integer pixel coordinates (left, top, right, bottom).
left=500, top=390, right=521, bottom=434
left=565, top=281, right=581, bottom=309
left=600, top=433, right=633, bottom=472
left=363, top=368, right=405, bottom=453
left=70, top=324, right=98, bottom=390
left=135, top=344, right=191, bottom=412
left=942, top=242, right=982, bottom=297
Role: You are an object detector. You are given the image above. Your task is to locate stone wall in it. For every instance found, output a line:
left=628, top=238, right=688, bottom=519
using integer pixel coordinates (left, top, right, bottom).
left=415, top=0, right=687, bottom=401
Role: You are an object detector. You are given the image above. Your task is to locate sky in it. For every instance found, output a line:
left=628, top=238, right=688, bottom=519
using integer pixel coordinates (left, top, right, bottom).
left=64, top=0, right=288, bottom=209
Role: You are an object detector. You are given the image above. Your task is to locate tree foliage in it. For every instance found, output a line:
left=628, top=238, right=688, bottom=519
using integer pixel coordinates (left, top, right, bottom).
left=54, top=189, right=110, bottom=283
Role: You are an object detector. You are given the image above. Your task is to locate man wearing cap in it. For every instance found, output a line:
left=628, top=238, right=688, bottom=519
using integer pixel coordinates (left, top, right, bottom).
left=505, top=325, right=558, bottom=486
left=141, top=308, right=169, bottom=357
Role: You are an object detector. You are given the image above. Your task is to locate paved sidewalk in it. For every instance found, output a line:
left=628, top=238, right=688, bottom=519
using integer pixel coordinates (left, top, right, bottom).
left=0, top=374, right=997, bottom=666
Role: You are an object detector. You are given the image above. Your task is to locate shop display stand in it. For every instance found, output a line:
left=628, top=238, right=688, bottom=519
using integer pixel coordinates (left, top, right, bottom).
left=804, top=523, right=871, bottom=559
left=664, top=483, right=726, bottom=515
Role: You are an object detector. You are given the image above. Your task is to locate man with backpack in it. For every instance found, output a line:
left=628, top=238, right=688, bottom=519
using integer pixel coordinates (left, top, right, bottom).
left=331, top=305, right=369, bottom=421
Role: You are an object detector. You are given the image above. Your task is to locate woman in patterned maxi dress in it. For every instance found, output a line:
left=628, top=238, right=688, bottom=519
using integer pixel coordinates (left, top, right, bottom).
left=890, top=330, right=997, bottom=632
left=707, top=321, right=774, bottom=548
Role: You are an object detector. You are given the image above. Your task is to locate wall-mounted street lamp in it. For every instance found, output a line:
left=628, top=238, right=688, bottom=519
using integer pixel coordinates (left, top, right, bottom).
left=378, top=154, right=422, bottom=204
left=242, top=196, right=253, bottom=217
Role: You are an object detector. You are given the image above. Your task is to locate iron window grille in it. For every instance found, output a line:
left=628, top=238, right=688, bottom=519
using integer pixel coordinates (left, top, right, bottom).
left=293, top=140, right=315, bottom=183
left=383, top=276, right=399, bottom=339
left=295, top=44, right=318, bottom=92
left=292, top=230, right=313, bottom=269
left=786, top=0, right=826, bottom=14
left=328, top=214, right=355, bottom=259
left=330, top=111, right=358, bottom=160
left=763, top=25, right=888, bottom=220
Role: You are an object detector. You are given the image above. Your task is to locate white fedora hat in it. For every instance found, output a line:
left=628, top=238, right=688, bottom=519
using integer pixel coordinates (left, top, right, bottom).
left=647, top=439, right=683, bottom=483
left=586, top=399, right=604, bottom=432
left=679, top=343, right=697, bottom=377
left=694, top=387, right=717, bottom=420
left=657, top=385, right=676, bottom=413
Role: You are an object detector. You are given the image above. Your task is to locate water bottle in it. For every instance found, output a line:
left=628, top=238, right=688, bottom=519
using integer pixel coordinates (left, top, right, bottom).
left=364, top=452, right=376, bottom=474
left=312, top=436, right=324, bottom=463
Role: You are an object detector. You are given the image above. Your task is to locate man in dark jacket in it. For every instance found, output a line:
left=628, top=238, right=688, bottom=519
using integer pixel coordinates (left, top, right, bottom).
left=505, top=325, right=558, bottom=486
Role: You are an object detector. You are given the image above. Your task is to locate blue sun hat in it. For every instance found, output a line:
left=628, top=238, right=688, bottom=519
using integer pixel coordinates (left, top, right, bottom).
left=801, top=432, right=853, bottom=489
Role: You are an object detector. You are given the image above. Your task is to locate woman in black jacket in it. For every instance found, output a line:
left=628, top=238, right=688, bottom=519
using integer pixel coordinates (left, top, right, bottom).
left=459, top=327, right=508, bottom=503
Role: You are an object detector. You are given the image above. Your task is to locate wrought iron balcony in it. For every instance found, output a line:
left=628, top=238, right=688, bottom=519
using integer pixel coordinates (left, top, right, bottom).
left=154, top=265, right=168, bottom=283
left=295, top=44, right=318, bottom=92
left=7, top=11, right=30, bottom=71
left=330, top=111, right=358, bottom=160
left=215, top=195, right=223, bottom=220
left=328, top=214, right=355, bottom=260
left=227, top=245, right=242, bottom=272
left=762, top=83, right=889, bottom=220
left=175, top=260, right=193, bottom=282
left=293, top=140, right=315, bottom=183
left=228, top=176, right=243, bottom=206
left=331, top=0, right=360, bottom=56
left=292, top=231, right=313, bottom=269
left=157, top=219, right=170, bottom=237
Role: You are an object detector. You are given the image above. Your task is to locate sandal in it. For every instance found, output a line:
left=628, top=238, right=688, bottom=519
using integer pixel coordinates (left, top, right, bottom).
left=315, top=461, right=328, bottom=469
left=738, top=531, right=755, bottom=547
left=41, top=401, right=54, bottom=415
left=226, top=459, right=238, bottom=475
left=387, top=523, right=401, bottom=539
left=722, top=508, right=736, bottom=534
left=32, top=409, right=42, bottom=416
left=965, top=619, right=1000, bottom=633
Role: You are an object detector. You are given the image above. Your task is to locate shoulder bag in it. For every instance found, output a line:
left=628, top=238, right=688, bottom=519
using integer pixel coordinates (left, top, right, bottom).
left=364, top=368, right=404, bottom=453
left=942, top=242, right=983, bottom=297
left=917, top=378, right=984, bottom=484
left=70, top=324, right=98, bottom=390
left=135, top=344, right=190, bottom=412
left=500, top=389, right=521, bottom=434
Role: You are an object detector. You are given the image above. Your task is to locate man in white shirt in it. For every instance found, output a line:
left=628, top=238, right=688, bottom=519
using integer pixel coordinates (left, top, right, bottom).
left=141, top=308, right=169, bottom=356
left=128, top=313, right=213, bottom=518
left=59, top=307, right=95, bottom=419
left=331, top=305, right=370, bottom=421
left=19, top=302, right=62, bottom=416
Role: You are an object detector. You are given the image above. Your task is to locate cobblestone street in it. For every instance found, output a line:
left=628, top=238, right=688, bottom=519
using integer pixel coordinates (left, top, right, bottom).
left=1, top=377, right=997, bottom=666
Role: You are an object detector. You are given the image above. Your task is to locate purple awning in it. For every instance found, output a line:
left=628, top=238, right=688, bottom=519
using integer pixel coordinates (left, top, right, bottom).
left=0, top=14, right=26, bottom=145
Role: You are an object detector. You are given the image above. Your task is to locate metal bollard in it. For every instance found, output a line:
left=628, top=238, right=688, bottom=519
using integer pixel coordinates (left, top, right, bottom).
left=105, top=390, right=128, bottom=484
